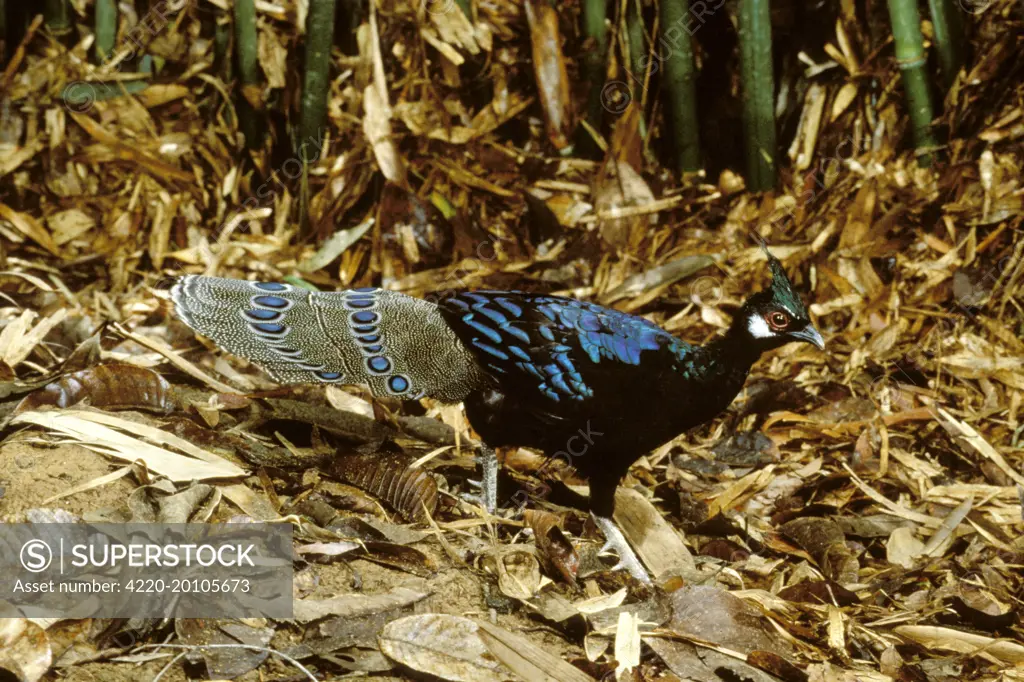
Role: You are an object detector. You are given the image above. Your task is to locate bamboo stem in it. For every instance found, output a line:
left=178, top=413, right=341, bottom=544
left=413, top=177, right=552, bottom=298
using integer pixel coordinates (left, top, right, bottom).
left=626, top=0, right=645, bottom=87
left=299, top=0, right=336, bottom=164
left=625, top=0, right=649, bottom=141
left=233, top=0, right=262, bottom=149
left=886, top=0, right=936, bottom=166
left=738, top=0, right=776, bottom=190
left=44, top=0, right=72, bottom=37
left=659, top=0, right=700, bottom=173
left=453, top=0, right=472, bottom=19
left=214, top=14, right=232, bottom=81
left=927, top=0, right=965, bottom=90
left=298, top=0, right=337, bottom=238
left=583, top=0, right=609, bottom=130
left=94, top=0, right=118, bottom=63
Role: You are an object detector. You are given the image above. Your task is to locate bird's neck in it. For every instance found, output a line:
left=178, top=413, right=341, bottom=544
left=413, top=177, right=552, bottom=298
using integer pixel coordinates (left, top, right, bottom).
left=716, top=316, right=767, bottom=365
left=683, top=319, right=764, bottom=387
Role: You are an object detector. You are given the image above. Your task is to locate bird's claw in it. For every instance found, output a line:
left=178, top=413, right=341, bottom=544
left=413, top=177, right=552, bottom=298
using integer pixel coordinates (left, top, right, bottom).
left=593, top=514, right=651, bottom=583
left=460, top=478, right=497, bottom=514
left=458, top=490, right=487, bottom=508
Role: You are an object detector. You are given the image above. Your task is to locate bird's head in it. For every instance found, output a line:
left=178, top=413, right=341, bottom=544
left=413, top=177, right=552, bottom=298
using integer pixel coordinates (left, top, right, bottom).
left=735, top=247, right=824, bottom=353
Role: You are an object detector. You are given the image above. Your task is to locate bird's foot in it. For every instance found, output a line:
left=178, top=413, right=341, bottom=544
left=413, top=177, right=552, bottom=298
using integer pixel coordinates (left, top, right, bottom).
left=592, top=513, right=651, bottom=584
left=459, top=478, right=497, bottom=514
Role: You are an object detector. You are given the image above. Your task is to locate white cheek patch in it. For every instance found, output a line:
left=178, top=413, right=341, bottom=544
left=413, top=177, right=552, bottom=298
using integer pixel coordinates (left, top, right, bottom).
left=746, top=314, right=775, bottom=339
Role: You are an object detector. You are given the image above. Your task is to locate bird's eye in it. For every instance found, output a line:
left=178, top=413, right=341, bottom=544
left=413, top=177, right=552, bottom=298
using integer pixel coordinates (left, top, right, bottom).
left=766, top=311, right=790, bottom=331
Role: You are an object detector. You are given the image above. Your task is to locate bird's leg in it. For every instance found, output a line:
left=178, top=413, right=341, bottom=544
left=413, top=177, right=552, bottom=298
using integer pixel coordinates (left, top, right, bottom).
left=462, top=443, right=499, bottom=514
left=592, top=513, right=650, bottom=584
left=589, top=476, right=650, bottom=583
left=477, top=444, right=498, bottom=513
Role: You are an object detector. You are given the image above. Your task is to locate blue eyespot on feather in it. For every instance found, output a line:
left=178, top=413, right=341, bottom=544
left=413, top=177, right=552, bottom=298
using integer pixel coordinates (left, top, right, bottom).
left=363, top=344, right=383, bottom=353
left=388, top=375, right=410, bottom=393
left=253, top=295, right=290, bottom=308
left=254, top=282, right=287, bottom=291
left=358, top=334, right=380, bottom=344
left=353, top=324, right=376, bottom=334
left=244, top=309, right=281, bottom=321
left=252, top=322, right=286, bottom=335
left=367, top=356, right=391, bottom=373
left=351, top=311, right=379, bottom=325
left=345, top=297, right=375, bottom=310
left=315, top=371, right=343, bottom=381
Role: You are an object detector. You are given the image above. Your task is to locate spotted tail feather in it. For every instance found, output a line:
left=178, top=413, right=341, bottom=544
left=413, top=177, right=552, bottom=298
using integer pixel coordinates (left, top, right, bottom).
left=170, top=276, right=486, bottom=402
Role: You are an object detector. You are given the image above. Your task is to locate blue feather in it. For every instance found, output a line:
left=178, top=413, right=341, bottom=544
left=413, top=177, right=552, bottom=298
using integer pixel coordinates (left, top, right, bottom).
left=440, top=290, right=690, bottom=405
left=463, top=315, right=503, bottom=344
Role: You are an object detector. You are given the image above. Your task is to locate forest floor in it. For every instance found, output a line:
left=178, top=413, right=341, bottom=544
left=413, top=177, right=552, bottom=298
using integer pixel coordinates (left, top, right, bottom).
left=0, top=0, right=1022, bottom=680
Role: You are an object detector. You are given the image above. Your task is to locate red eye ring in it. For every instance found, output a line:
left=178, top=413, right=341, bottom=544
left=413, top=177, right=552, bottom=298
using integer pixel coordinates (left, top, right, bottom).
left=767, top=311, right=789, bottom=330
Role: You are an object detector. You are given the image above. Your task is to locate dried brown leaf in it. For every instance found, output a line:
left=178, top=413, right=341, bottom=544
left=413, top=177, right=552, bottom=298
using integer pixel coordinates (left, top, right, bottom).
left=664, top=585, right=795, bottom=659
left=525, top=509, right=579, bottom=584
left=378, top=614, right=508, bottom=682
left=328, top=453, right=438, bottom=522
left=524, top=0, right=572, bottom=150
left=15, top=364, right=177, bottom=415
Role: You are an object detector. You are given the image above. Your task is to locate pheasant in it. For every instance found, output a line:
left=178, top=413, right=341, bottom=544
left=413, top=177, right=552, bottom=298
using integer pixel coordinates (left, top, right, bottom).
left=170, top=249, right=823, bottom=582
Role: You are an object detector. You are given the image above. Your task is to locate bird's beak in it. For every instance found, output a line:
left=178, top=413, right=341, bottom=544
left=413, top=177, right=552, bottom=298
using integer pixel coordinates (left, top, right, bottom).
left=790, top=325, right=825, bottom=350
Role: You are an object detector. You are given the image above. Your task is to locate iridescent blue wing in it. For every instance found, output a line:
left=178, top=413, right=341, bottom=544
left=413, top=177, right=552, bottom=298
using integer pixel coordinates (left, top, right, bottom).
left=438, top=291, right=691, bottom=405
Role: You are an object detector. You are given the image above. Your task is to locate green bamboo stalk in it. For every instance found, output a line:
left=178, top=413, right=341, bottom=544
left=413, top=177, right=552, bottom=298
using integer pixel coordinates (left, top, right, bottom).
left=886, top=0, right=936, bottom=166
left=453, top=0, right=471, bottom=19
left=214, top=14, right=232, bottom=81
left=627, top=1, right=645, bottom=87
left=299, top=0, right=336, bottom=164
left=44, top=0, right=72, bottom=36
left=94, top=0, right=117, bottom=63
left=234, top=0, right=259, bottom=92
left=233, top=0, right=262, bottom=149
left=129, top=0, right=149, bottom=71
left=659, top=0, right=700, bottom=174
left=738, top=0, right=776, bottom=190
left=583, top=0, right=609, bottom=129
left=927, top=0, right=965, bottom=90
left=298, top=0, right=337, bottom=238
left=626, top=0, right=649, bottom=141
